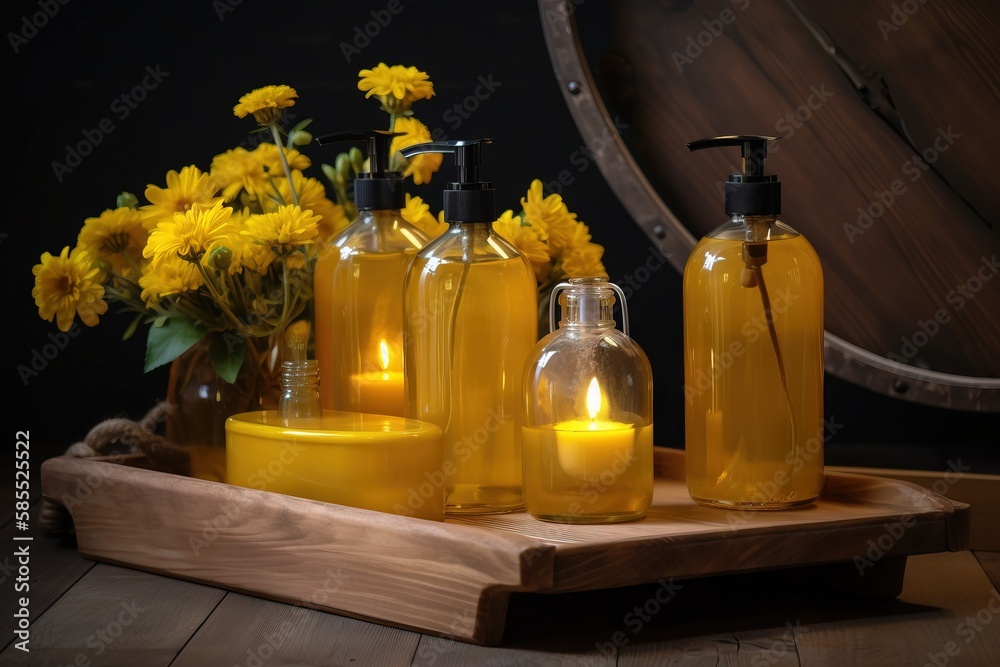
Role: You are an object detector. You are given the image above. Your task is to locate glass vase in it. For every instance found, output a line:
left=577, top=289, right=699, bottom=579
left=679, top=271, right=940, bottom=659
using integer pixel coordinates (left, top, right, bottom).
left=165, top=335, right=281, bottom=482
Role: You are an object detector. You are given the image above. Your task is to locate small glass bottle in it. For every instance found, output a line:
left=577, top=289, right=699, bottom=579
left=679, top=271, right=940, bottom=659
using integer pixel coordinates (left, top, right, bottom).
left=522, top=278, right=654, bottom=523
left=279, top=320, right=322, bottom=421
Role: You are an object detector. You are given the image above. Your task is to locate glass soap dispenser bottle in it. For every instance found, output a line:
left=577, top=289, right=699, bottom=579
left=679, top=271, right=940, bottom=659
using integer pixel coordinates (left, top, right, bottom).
left=683, top=135, right=824, bottom=510
left=522, top=278, right=653, bottom=524
left=312, top=130, right=430, bottom=417
left=398, top=139, right=538, bottom=515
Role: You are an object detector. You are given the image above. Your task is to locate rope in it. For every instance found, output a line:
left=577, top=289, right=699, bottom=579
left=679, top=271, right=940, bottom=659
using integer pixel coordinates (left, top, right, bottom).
left=39, top=401, right=191, bottom=537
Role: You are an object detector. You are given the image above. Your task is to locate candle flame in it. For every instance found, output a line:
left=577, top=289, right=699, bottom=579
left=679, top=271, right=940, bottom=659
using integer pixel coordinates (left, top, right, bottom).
left=586, top=377, right=602, bottom=421
left=378, top=339, right=390, bottom=373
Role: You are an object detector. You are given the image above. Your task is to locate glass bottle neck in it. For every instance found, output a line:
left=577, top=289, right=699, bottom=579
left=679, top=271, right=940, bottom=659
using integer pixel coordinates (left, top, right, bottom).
left=278, top=360, right=321, bottom=419
left=560, top=289, right=616, bottom=328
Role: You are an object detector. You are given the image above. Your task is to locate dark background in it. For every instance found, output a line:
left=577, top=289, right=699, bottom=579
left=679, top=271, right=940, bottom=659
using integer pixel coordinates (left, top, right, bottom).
left=4, top=0, right=997, bottom=471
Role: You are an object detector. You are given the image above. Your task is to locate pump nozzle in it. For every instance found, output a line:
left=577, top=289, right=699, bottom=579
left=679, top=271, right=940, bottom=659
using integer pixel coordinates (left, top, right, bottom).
left=399, top=139, right=496, bottom=223
left=314, top=130, right=405, bottom=210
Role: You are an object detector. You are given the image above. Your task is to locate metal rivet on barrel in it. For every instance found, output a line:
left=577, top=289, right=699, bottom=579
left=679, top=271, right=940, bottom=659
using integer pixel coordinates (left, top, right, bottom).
left=893, top=379, right=909, bottom=394
left=567, top=81, right=581, bottom=95
left=653, top=225, right=666, bottom=239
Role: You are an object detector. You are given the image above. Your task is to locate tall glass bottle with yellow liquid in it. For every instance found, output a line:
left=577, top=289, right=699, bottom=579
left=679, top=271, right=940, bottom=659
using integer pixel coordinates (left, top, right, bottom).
left=399, top=139, right=538, bottom=514
left=683, top=135, right=824, bottom=509
left=312, top=130, right=429, bottom=417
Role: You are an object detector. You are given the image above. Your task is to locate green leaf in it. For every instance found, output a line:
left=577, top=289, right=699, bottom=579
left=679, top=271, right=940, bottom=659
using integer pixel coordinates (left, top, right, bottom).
left=209, top=334, right=245, bottom=384
left=144, top=318, right=207, bottom=373
left=122, top=314, right=143, bottom=341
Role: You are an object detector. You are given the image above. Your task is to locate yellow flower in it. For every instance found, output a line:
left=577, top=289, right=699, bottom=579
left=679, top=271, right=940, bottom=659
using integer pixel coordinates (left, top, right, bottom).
left=520, top=179, right=579, bottom=252
left=144, top=200, right=236, bottom=264
left=274, top=171, right=350, bottom=242
left=358, top=63, right=434, bottom=113
left=254, top=142, right=311, bottom=176
left=139, top=253, right=204, bottom=304
left=142, top=165, right=223, bottom=231
left=560, top=241, right=608, bottom=280
left=401, top=193, right=448, bottom=238
left=77, top=206, right=148, bottom=278
left=32, top=246, right=108, bottom=332
left=494, top=210, right=551, bottom=283
left=391, top=116, right=442, bottom=185
left=210, top=147, right=267, bottom=202
left=241, top=205, right=320, bottom=255
left=233, top=84, right=298, bottom=125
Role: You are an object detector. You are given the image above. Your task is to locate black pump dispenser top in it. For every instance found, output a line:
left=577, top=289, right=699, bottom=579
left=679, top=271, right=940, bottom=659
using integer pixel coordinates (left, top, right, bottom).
left=687, top=135, right=781, bottom=217
left=398, top=139, right=495, bottom=223
left=315, top=129, right=404, bottom=211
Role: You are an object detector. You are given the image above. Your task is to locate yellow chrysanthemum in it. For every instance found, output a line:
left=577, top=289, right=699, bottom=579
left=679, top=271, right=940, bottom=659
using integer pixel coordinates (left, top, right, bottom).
left=391, top=116, right=443, bottom=185
left=241, top=205, right=320, bottom=255
left=274, top=171, right=350, bottom=243
left=401, top=193, right=448, bottom=239
left=520, top=179, right=580, bottom=252
left=144, top=200, right=236, bottom=264
left=358, top=63, right=434, bottom=113
left=142, top=165, right=223, bottom=231
left=254, top=142, right=311, bottom=176
left=494, top=210, right=551, bottom=283
left=139, top=253, right=205, bottom=304
left=32, top=246, right=108, bottom=332
left=560, top=241, right=608, bottom=280
left=76, top=206, right=148, bottom=278
left=210, top=147, right=267, bottom=202
left=233, top=84, right=298, bottom=125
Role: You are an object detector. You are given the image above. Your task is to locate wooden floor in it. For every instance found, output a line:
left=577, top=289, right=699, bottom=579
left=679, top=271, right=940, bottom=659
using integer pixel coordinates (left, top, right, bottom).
left=2, top=493, right=999, bottom=666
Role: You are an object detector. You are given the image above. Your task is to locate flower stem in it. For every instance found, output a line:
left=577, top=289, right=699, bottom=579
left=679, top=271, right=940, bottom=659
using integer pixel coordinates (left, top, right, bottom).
left=269, top=123, right=299, bottom=206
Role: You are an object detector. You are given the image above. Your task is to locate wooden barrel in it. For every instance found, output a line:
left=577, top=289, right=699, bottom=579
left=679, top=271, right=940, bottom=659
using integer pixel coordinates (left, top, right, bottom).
left=539, top=0, right=1000, bottom=411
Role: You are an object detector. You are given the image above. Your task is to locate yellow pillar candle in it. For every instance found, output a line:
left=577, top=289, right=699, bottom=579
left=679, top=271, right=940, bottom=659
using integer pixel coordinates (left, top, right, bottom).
left=554, top=378, right=636, bottom=481
left=350, top=339, right=405, bottom=416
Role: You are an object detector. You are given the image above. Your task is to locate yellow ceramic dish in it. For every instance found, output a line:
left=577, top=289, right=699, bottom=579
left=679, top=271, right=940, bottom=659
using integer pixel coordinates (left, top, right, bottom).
left=226, top=410, right=444, bottom=521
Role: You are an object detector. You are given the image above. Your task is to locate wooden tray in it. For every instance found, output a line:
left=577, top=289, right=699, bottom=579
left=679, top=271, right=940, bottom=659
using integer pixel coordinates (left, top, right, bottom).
left=40, top=448, right=970, bottom=645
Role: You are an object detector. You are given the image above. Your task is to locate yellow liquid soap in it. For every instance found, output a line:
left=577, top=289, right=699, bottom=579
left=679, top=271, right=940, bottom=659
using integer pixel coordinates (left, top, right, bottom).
left=683, top=224, right=824, bottom=509
left=522, top=423, right=653, bottom=523
left=405, top=247, right=537, bottom=514
left=314, top=249, right=415, bottom=416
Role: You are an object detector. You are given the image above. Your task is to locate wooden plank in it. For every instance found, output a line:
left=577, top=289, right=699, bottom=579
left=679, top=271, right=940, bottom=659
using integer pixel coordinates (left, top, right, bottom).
left=0, top=563, right=225, bottom=666
left=829, top=465, right=1000, bottom=550
left=975, top=551, right=1000, bottom=591
left=171, top=592, right=420, bottom=667
left=39, top=448, right=970, bottom=645
left=0, top=498, right=95, bottom=653
left=792, top=550, right=1000, bottom=666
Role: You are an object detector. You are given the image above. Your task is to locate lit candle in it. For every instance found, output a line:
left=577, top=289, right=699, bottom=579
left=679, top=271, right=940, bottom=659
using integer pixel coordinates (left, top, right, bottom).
left=351, top=338, right=405, bottom=416
left=554, top=377, right=636, bottom=481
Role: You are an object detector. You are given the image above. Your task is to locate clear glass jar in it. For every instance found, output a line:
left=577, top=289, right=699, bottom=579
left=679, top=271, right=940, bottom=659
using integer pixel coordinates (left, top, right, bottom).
left=521, top=278, right=654, bottom=523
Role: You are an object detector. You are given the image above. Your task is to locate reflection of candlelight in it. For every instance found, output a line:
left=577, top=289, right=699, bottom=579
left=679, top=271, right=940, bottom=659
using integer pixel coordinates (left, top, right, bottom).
left=555, top=377, right=635, bottom=481
left=351, top=338, right=404, bottom=416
